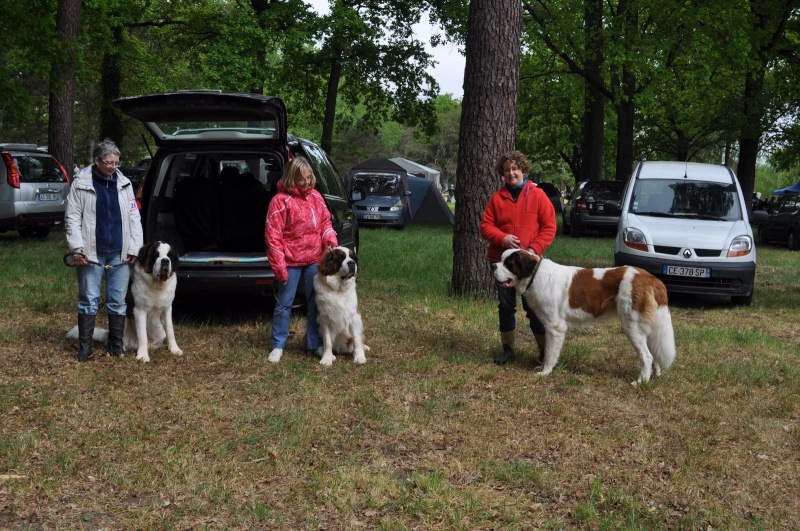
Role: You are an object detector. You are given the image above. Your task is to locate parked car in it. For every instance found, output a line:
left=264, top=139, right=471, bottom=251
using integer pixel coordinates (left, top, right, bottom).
left=119, top=156, right=151, bottom=189
left=562, top=179, right=624, bottom=237
left=113, top=90, right=359, bottom=296
left=751, top=192, right=800, bottom=250
left=0, top=143, right=71, bottom=238
left=614, top=161, right=755, bottom=305
left=535, top=181, right=563, bottom=215
left=346, top=158, right=411, bottom=229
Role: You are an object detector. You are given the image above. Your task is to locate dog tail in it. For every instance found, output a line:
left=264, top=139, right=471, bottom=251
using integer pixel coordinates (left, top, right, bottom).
left=648, top=306, right=676, bottom=369
left=66, top=325, right=109, bottom=345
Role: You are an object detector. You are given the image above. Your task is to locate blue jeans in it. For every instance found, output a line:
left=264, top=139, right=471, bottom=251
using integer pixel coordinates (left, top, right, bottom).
left=497, top=284, right=545, bottom=335
left=272, top=264, right=321, bottom=350
left=76, top=251, right=130, bottom=316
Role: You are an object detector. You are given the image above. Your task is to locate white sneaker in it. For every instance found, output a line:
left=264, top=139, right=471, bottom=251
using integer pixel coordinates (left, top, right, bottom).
left=267, top=348, right=283, bottom=363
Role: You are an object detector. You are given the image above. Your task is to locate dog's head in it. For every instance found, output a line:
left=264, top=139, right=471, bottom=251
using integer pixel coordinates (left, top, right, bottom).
left=137, top=241, right=178, bottom=282
left=318, top=246, right=358, bottom=280
left=491, top=249, right=540, bottom=288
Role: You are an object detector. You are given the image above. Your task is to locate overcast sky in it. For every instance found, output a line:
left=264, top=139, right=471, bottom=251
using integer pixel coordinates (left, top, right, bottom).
left=305, top=0, right=465, bottom=98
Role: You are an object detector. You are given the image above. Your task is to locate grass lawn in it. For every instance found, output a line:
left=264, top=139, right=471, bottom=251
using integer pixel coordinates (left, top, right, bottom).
left=0, top=224, right=798, bottom=530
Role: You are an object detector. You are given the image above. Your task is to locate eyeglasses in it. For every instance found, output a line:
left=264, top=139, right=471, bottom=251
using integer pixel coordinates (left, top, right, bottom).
left=97, top=159, right=121, bottom=168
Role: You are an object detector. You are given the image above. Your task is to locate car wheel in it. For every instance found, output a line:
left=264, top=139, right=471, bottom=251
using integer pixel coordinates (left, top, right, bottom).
left=561, top=215, right=571, bottom=235
left=732, top=294, right=753, bottom=306
left=18, top=228, right=34, bottom=238
left=570, top=220, right=582, bottom=238
left=788, top=230, right=798, bottom=251
left=34, top=228, right=50, bottom=238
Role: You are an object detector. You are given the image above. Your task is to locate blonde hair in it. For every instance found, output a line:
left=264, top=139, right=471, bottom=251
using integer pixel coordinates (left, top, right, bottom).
left=279, top=157, right=316, bottom=191
left=494, top=150, right=531, bottom=176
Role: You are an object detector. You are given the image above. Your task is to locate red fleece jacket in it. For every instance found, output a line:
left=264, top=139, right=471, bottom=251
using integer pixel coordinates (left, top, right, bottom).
left=480, top=181, right=557, bottom=263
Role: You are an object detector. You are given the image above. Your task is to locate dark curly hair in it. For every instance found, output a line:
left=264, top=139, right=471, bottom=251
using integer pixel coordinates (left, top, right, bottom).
left=494, top=150, right=531, bottom=176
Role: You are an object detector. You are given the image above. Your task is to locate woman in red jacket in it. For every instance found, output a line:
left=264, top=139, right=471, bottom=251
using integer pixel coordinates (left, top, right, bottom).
left=265, top=157, right=338, bottom=363
left=480, top=150, right=557, bottom=365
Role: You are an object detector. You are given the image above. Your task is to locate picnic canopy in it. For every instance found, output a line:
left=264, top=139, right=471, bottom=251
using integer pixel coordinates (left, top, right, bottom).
left=772, top=181, right=800, bottom=195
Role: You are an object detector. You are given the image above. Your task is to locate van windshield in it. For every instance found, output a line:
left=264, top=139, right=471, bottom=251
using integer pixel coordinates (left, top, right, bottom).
left=630, top=180, right=742, bottom=221
left=352, top=173, right=401, bottom=195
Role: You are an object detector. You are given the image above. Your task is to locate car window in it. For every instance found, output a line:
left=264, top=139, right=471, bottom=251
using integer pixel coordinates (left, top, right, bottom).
left=301, top=142, right=345, bottom=199
left=583, top=182, right=623, bottom=200
left=14, top=154, right=68, bottom=183
left=352, top=173, right=401, bottom=195
left=631, top=179, right=741, bottom=220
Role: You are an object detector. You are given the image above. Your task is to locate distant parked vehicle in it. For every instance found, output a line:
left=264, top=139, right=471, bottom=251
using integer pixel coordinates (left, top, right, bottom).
left=119, top=156, right=151, bottom=189
left=562, top=180, right=624, bottom=237
left=0, top=143, right=71, bottom=238
left=751, top=192, right=800, bottom=250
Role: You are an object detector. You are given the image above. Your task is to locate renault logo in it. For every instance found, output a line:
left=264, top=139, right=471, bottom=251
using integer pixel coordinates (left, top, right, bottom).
left=369, top=207, right=378, bottom=212
left=683, top=249, right=693, bottom=259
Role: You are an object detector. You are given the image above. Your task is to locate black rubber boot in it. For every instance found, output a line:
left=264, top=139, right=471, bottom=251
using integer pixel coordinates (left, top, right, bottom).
left=493, top=344, right=515, bottom=365
left=76, top=314, right=96, bottom=362
left=108, top=314, right=126, bottom=357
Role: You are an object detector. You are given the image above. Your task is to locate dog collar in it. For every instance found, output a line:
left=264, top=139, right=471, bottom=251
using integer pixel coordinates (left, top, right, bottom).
left=524, top=256, right=542, bottom=292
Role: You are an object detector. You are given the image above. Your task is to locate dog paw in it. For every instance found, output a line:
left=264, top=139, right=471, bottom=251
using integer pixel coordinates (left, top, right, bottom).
left=135, top=353, right=150, bottom=363
left=537, top=369, right=552, bottom=377
left=170, top=348, right=183, bottom=356
left=364, top=345, right=371, bottom=351
left=353, top=355, right=367, bottom=364
left=319, top=354, right=335, bottom=366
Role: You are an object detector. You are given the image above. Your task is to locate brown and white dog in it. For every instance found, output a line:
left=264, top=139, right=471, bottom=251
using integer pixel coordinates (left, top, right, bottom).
left=313, top=246, right=367, bottom=366
left=66, top=241, right=183, bottom=362
left=125, top=241, right=182, bottom=362
left=492, top=249, right=676, bottom=384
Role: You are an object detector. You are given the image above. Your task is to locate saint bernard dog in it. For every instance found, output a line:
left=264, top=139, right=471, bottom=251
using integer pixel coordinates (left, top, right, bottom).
left=492, top=249, right=676, bottom=384
left=313, top=246, right=367, bottom=366
left=67, top=241, right=183, bottom=362
left=124, top=241, right=183, bottom=362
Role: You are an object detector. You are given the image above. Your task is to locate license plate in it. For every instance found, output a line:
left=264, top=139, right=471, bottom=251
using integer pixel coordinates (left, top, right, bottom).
left=363, top=215, right=381, bottom=220
left=663, top=265, right=710, bottom=278
left=37, top=193, right=59, bottom=201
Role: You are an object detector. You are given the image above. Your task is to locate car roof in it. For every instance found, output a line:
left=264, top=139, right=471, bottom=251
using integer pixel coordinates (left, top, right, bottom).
left=636, top=161, right=735, bottom=183
left=113, top=90, right=287, bottom=146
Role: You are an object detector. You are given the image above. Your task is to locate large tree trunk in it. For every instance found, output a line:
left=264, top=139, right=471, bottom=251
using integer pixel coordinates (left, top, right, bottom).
left=736, top=68, right=765, bottom=215
left=47, top=0, right=81, bottom=171
left=579, top=0, right=604, bottom=183
left=100, top=26, right=124, bottom=148
left=321, top=46, right=342, bottom=156
left=614, top=67, right=635, bottom=182
left=452, top=0, right=522, bottom=297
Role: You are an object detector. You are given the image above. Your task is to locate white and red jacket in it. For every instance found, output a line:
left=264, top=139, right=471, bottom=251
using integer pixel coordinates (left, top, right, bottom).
left=265, top=182, right=338, bottom=282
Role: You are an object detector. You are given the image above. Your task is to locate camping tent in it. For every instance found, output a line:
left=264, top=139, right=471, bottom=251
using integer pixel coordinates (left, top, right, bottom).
left=389, top=157, right=442, bottom=190
left=772, top=181, right=800, bottom=195
left=406, top=175, right=454, bottom=225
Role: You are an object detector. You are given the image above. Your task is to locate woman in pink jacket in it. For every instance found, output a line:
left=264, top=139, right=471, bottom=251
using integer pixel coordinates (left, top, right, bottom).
left=265, top=157, right=338, bottom=363
left=480, top=150, right=557, bottom=365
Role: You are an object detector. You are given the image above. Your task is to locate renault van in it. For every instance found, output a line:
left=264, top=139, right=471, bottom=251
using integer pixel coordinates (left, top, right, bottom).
left=614, top=161, right=756, bottom=305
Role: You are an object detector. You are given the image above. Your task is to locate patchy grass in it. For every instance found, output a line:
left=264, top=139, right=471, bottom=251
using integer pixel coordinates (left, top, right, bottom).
left=0, top=226, right=798, bottom=530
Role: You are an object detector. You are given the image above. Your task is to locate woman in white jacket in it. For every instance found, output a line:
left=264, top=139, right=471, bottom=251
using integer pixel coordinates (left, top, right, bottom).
left=65, top=139, right=143, bottom=361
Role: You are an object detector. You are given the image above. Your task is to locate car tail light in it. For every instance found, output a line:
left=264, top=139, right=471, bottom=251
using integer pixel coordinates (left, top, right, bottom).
left=2, top=153, right=21, bottom=188
left=54, top=158, right=71, bottom=185
left=576, top=198, right=588, bottom=212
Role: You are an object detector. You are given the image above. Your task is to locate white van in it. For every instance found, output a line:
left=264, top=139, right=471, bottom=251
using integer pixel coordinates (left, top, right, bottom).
left=614, top=161, right=756, bottom=305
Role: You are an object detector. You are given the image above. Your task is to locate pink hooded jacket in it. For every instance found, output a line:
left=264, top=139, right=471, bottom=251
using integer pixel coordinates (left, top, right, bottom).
left=265, top=182, right=338, bottom=282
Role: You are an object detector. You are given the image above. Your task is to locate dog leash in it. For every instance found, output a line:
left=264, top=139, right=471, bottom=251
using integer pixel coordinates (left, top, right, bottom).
left=63, top=252, right=129, bottom=270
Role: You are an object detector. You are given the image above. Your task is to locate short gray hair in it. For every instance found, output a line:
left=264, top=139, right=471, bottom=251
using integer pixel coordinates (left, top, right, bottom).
left=92, top=139, right=121, bottom=161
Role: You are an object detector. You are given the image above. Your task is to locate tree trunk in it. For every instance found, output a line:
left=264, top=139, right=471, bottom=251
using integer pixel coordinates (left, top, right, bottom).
left=321, top=46, right=342, bottom=156
left=47, top=0, right=81, bottom=171
left=736, top=69, right=765, bottom=216
left=100, top=26, right=124, bottom=148
left=579, top=0, right=604, bottom=182
left=452, top=0, right=522, bottom=297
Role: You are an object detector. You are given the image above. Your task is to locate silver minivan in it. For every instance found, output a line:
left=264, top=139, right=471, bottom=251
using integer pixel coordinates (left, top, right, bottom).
left=614, top=161, right=756, bottom=305
left=0, top=143, right=71, bottom=238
